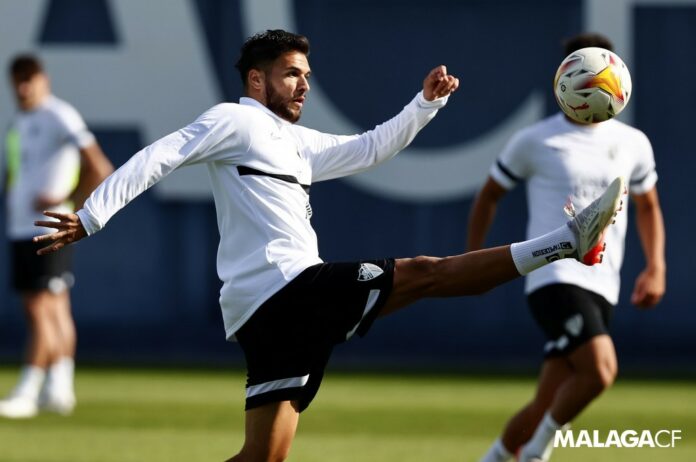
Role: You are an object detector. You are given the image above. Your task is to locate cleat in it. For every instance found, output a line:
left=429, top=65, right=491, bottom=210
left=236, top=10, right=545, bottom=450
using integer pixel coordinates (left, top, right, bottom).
left=0, top=395, right=39, bottom=419
left=567, top=177, right=625, bottom=266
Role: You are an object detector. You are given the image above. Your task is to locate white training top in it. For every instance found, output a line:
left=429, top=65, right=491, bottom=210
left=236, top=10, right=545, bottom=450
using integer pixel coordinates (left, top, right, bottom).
left=77, top=92, right=446, bottom=338
left=490, top=113, right=657, bottom=305
left=4, top=95, right=95, bottom=239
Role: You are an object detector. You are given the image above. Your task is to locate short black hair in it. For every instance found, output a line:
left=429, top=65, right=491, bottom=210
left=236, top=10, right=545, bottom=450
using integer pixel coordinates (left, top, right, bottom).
left=9, top=54, right=44, bottom=80
left=235, top=29, right=310, bottom=85
left=563, top=33, right=614, bottom=56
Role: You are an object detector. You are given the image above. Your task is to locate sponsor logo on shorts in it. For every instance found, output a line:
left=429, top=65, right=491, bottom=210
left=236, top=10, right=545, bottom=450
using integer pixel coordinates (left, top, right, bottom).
left=545, top=253, right=561, bottom=262
left=544, top=335, right=569, bottom=353
left=357, top=263, right=384, bottom=281
left=532, top=241, right=573, bottom=257
left=565, top=314, right=584, bottom=336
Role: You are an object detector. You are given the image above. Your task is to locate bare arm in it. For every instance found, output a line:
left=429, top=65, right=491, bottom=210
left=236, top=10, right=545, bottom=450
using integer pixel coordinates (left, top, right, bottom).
left=630, top=187, right=666, bottom=308
left=467, top=177, right=508, bottom=251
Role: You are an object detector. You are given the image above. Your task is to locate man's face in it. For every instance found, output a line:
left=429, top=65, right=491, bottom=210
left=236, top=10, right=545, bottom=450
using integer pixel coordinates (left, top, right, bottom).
left=11, top=72, right=50, bottom=110
left=263, top=51, right=311, bottom=123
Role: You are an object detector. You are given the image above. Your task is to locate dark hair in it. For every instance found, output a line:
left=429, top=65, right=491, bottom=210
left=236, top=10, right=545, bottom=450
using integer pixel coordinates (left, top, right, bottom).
left=563, top=33, right=614, bottom=56
left=8, top=54, right=44, bottom=80
left=235, top=29, right=309, bottom=85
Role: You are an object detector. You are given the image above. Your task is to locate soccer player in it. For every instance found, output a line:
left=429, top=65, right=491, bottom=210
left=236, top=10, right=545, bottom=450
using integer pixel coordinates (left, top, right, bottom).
left=471, top=34, right=665, bottom=462
left=33, top=30, right=624, bottom=461
left=0, top=54, right=113, bottom=418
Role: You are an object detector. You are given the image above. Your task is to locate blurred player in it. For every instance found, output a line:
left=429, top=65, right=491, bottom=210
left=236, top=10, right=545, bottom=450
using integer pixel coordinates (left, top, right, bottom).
left=33, top=30, right=623, bottom=461
left=471, top=34, right=666, bottom=462
left=0, top=54, right=113, bottom=418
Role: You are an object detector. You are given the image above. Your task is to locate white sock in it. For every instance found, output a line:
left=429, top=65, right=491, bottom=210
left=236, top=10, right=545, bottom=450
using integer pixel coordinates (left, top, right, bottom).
left=480, top=437, right=514, bottom=462
left=519, top=412, right=561, bottom=461
left=510, top=224, right=577, bottom=275
left=10, top=365, right=46, bottom=400
left=45, top=357, right=75, bottom=397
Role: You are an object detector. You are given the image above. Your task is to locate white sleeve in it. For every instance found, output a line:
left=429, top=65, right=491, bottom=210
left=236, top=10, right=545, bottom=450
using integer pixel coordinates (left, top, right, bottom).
left=489, top=129, right=532, bottom=190
left=296, top=91, right=447, bottom=182
left=77, top=104, right=239, bottom=235
left=53, top=103, right=96, bottom=149
left=628, top=130, right=658, bottom=195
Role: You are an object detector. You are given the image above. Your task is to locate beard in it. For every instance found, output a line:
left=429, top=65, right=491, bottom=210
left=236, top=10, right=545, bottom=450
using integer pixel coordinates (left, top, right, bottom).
left=265, top=82, right=302, bottom=123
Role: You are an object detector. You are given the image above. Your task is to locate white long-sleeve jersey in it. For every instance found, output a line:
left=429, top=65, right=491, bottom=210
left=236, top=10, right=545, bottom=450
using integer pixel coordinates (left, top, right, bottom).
left=77, top=92, right=446, bottom=338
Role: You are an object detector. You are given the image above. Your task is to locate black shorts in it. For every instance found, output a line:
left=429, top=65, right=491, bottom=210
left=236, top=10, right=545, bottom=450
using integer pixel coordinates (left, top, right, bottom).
left=236, top=259, right=395, bottom=412
left=11, top=239, right=74, bottom=293
left=528, top=283, right=613, bottom=358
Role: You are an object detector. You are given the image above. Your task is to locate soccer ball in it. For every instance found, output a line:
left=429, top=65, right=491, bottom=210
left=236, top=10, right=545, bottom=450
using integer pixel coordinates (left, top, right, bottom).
left=553, top=47, right=632, bottom=124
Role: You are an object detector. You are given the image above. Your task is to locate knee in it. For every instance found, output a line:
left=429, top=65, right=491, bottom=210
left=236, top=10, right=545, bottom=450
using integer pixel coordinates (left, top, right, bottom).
left=407, top=255, right=441, bottom=292
left=585, top=359, right=617, bottom=394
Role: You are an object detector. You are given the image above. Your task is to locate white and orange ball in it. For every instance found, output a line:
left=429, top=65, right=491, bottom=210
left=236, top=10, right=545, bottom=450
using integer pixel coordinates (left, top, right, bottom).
left=554, top=47, right=632, bottom=124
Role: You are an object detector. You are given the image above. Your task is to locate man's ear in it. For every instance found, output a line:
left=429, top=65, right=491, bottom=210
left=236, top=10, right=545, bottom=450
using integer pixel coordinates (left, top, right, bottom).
left=248, top=68, right=265, bottom=93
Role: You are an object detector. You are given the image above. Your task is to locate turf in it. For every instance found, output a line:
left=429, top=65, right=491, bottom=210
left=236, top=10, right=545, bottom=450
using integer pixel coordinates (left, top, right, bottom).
left=0, top=367, right=694, bottom=461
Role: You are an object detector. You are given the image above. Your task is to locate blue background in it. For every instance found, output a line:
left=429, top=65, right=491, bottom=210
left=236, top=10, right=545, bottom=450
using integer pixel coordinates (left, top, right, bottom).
left=1, top=0, right=693, bottom=373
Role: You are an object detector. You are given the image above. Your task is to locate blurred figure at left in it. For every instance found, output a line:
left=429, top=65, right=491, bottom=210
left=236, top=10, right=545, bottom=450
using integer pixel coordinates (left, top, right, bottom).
left=0, top=54, right=113, bottom=418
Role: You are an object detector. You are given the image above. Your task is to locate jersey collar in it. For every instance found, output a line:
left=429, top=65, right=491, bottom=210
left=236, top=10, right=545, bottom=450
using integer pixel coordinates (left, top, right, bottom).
left=239, top=97, right=292, bottom=128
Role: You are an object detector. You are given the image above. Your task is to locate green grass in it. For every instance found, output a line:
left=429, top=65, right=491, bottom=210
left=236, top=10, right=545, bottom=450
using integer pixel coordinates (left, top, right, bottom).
left=0, top=367, right=694, bottom=461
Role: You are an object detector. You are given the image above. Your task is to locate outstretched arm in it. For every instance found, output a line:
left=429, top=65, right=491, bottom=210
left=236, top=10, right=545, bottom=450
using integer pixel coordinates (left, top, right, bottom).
left=33, top=104, right=240, bottom=255
left=630, top=187, right=666, bottom=308
left=304, top=66, right=459, bottom=182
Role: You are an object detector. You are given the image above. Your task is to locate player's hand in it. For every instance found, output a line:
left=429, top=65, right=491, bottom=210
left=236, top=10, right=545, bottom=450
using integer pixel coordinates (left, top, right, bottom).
left=630, top=266, right=666, bottom=309
left=33, top=211, right=87, bottom=255
left=423, top=65, right=459, bottom=101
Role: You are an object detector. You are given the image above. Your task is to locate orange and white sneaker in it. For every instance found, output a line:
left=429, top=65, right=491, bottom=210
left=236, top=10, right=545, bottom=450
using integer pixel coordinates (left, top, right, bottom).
left=565, top=176, right=626, bottom=266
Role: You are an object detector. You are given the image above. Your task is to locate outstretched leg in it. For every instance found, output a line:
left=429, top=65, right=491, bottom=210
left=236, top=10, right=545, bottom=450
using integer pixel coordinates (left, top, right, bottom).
left=383, top=176, right=626, bottom=316
left=382, top=246, right=519, bottom=316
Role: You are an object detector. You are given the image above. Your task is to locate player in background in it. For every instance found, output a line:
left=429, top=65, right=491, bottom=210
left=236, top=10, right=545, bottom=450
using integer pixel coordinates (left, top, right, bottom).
left=471, top=34, right=666, bottom=462
left=0, top=54, right=113, bottom=419
left=34, top=30, right=624, bottom=461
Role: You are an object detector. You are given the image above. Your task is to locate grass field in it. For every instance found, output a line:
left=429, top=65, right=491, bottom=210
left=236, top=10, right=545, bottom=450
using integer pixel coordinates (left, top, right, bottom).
left=0, top=367, right=694, bottom=461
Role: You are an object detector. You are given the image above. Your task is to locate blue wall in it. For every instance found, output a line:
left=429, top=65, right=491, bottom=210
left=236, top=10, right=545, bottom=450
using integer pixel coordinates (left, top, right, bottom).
left=0, top=0, right=693, bottom=372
